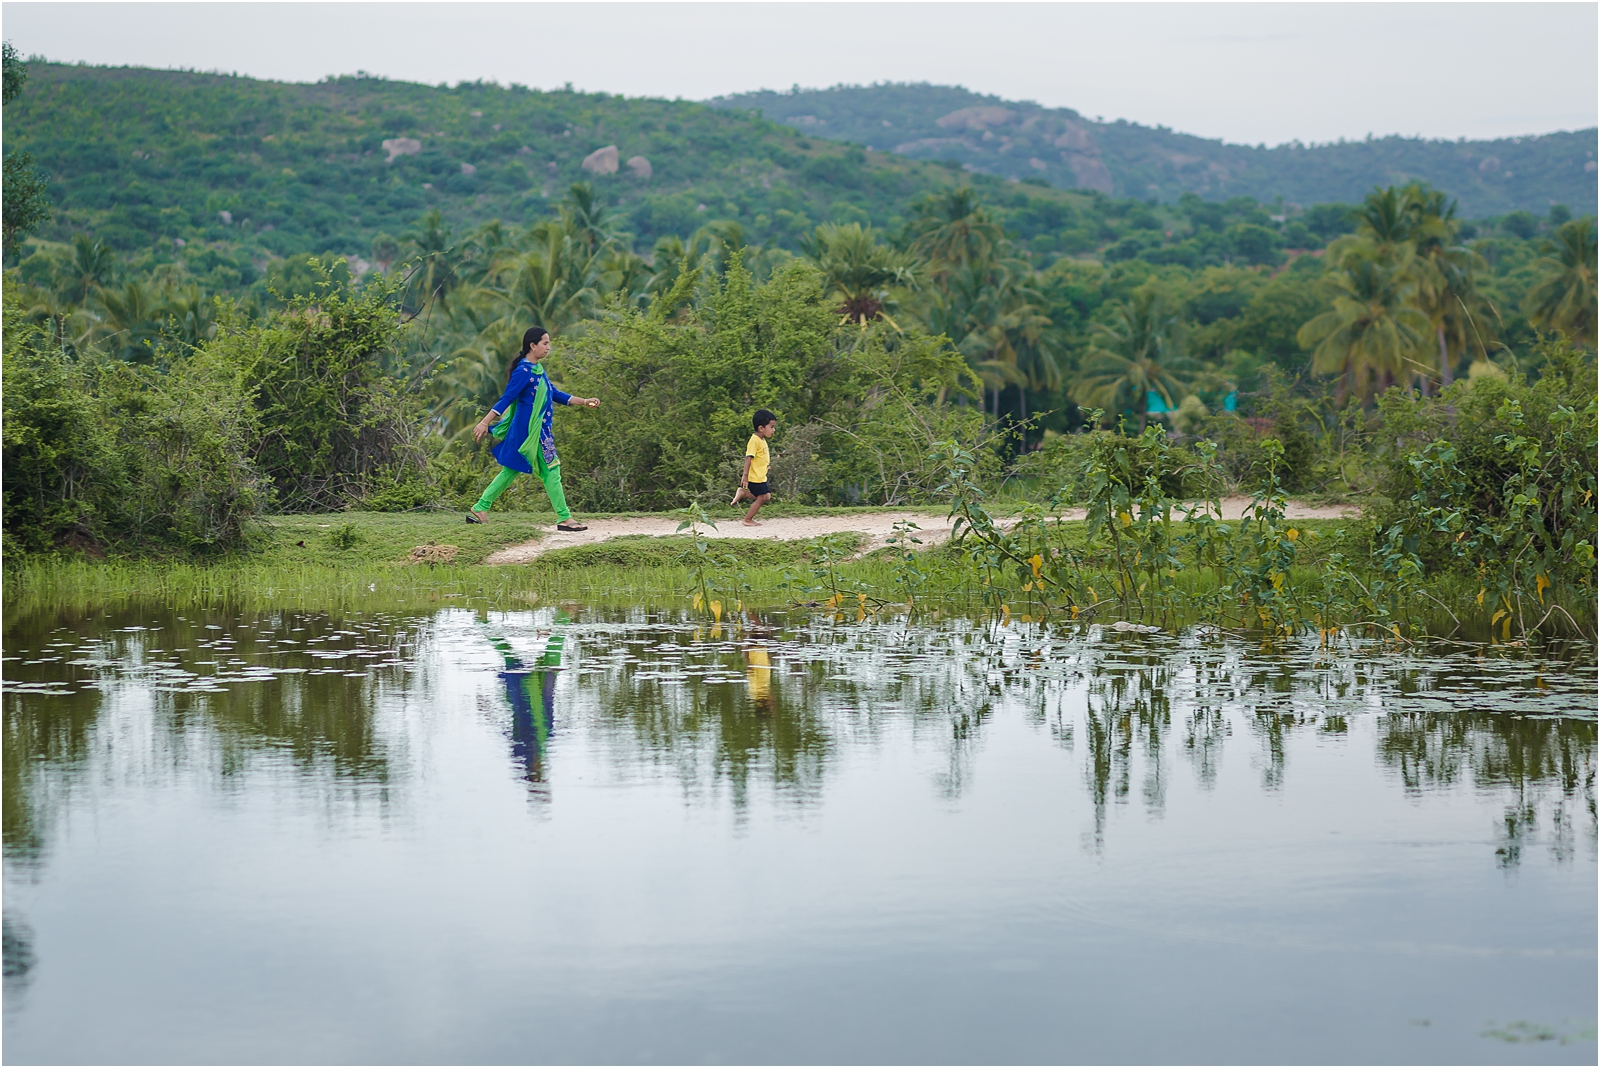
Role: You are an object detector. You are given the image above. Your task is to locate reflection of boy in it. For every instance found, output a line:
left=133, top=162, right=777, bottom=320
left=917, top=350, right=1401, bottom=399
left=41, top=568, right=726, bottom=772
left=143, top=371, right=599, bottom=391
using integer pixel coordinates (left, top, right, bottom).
left=744, top=645, right=773, bottom=713
left=730, top=409, right=777, bottom=526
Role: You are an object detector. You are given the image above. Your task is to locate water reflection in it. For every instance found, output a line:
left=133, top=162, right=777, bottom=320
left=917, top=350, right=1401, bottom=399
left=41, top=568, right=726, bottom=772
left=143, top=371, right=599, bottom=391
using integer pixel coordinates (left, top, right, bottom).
left=478, top=613, right=566, bottom=799
left=1, top=603, right=1594, bottom=1063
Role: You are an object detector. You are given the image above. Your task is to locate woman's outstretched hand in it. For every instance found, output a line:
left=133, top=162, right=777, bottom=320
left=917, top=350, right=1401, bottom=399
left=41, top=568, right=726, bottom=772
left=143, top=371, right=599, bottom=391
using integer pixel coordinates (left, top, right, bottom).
left=472, top=420, right=490, bottom=443
left=580, top=397, right=600, bottom=409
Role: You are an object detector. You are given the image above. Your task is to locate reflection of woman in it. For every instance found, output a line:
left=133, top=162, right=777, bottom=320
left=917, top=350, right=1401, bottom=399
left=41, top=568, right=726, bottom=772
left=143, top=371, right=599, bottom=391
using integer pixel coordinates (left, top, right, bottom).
left=484, top=622, right=566, bottom=790
left=468, top=326, right=599, bottom=531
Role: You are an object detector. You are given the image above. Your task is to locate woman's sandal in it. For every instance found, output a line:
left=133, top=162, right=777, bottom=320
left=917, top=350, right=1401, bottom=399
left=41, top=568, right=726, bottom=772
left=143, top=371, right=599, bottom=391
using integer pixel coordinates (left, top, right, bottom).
left=465, top=511, right=486, bottom=524
left=556, top=520, right=588, bottom=532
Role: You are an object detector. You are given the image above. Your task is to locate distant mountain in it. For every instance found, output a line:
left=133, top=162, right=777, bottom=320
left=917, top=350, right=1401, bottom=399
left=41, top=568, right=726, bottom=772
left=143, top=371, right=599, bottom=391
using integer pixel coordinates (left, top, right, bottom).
left=4, top=64, right=1036, bottom=260
left=710, top=84, right=1598, bottom=218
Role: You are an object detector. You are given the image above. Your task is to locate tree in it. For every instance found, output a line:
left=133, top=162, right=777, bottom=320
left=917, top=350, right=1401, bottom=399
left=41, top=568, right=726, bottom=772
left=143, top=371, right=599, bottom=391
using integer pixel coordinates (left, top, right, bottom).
left=799, top=222, right=919, bottom=322
left=907, top=188, right=1005, bottom=277
left=2, top=42, right=25, bottom=104
left=1074, top=285, right=1193, bottom=430
left=2, top=41, right=50, bottom=256
left=1297, top=249, right=1430, bottom=404
left=1405, top=185, right=1489, bottom=388
left=1523, top=217, right=1597, bottom=349
left=399, top=209, right=461, bottom=316
left=94, top=280, right=169, bottom=363
left=58, top=234, right=116, bottom=304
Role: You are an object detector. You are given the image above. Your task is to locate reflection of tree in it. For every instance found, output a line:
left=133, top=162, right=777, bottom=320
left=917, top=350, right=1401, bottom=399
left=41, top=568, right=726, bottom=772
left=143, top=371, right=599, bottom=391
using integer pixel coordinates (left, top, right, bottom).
left=1375, top=711, right=1597, bottom=868
left=4, top=605, right=409, bottom=869
left=2, top=687, right=100, bottom=868
left=591, top=644, right=834, bottom=813
left=1080, top=656, right=1174, bottom=850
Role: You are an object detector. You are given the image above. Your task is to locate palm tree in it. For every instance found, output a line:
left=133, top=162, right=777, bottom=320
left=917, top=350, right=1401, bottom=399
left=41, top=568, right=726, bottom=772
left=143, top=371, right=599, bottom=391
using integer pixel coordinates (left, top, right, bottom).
left=400, top=209, right=461, bottom=317
left=58, top=233, right=116, bottom=304
left=907, top=188, right=1005, bottom=277
left=1074, top=286, right=1192, bottom=430
left=799, top=222, right=920, bottom=322
left=561, top=181, right=622, bottom=254
left=1297, top=249, right=1430, bottom=404
left=1405, top=185, right=1488, bottom=388
left=94, top=279, right=169, bottom=362
left=1523, top=217, right=1597, bottom=349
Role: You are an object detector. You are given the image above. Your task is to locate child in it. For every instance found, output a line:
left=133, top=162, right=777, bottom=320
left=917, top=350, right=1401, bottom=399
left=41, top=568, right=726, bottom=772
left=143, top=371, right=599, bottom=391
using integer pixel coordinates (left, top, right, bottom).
left=730, top=409, right=777, bottom=526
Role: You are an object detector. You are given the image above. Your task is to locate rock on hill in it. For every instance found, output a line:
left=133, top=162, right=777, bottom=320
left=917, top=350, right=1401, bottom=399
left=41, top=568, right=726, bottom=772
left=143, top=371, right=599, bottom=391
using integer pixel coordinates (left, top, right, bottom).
left=711, top=83, right=1597, bottom=218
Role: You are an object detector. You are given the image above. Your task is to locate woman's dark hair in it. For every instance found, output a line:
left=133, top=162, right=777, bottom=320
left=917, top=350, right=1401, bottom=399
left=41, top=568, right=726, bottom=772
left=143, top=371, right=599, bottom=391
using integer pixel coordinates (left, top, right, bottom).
left=507, top=326, right=550, bottom=385
left=753, top=409, right=776, bottom=430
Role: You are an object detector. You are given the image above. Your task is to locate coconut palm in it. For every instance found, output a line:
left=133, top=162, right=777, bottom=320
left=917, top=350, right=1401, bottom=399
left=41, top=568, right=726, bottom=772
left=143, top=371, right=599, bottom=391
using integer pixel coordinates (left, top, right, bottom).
left=94, top=279, right=169, bottom=362
left=1523, top=217, right=1597, bottom=349
left=1074, top=286, right=1193, bottom=430
left=800, top=222, right=920, bottom=322
left=907, top=188, right=1005, bottom=277
left=1297, top=249, right=1430, bottom=404
left=58, top=233, right=116, bottom=304
left=1406, top=186, right=1488, bottom=387
left=400, top=208, right=461, bottom=317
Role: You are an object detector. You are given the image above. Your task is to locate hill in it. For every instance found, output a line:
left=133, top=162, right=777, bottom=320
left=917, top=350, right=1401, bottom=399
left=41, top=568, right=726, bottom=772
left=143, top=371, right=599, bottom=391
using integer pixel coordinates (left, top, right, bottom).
left=710, top=83, right=1598, bottom=218
left=4, top=63, right=1103, bottom=268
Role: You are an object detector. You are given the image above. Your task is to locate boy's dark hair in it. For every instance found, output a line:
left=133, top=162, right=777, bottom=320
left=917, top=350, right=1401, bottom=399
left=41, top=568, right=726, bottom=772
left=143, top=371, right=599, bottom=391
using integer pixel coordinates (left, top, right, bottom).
left=753, top=409, right=776, bottom=430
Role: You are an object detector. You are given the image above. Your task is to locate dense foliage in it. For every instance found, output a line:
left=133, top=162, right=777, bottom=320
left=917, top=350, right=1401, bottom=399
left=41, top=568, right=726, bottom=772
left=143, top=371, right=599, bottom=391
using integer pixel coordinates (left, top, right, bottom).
left=713, top=83, right=1598, bottom=216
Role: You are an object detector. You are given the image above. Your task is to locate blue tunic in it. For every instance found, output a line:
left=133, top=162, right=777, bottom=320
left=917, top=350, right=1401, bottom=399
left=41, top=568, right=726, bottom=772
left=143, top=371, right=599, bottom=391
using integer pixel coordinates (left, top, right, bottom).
left=489, top=360, right=572, bottom=473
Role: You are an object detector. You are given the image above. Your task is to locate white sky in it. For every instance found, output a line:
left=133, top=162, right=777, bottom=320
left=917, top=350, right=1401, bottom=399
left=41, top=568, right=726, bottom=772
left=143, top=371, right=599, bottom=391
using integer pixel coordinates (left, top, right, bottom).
left=2, top=2, right=1595, bottom=146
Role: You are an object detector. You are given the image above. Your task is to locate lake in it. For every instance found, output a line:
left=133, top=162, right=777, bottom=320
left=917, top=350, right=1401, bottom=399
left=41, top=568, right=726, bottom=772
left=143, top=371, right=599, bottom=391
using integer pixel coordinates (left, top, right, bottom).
left=3, top=601, right=1595, bottom=1064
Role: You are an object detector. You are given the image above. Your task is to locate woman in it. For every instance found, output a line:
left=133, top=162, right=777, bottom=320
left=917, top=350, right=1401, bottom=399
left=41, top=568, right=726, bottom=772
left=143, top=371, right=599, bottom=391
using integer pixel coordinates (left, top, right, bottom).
left=468, top=326, right=598, bottom=530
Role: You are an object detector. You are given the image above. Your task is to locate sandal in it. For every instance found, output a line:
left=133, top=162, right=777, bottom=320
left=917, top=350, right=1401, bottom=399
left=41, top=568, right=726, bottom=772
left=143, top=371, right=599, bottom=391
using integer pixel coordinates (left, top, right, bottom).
left=556, top=520, right=588, bottom=532
left=465, top=511, right=486, bottom=524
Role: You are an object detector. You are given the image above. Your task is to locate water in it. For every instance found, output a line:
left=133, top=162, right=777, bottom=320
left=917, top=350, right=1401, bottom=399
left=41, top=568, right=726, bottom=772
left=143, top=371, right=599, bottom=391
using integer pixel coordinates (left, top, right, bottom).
left=3, top=602, right=1595, bottom=1065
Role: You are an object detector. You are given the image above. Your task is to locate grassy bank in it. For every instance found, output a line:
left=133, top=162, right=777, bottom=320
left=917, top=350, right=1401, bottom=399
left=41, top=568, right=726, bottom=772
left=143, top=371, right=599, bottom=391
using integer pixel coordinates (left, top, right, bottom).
left=6, top=510, right=1349, bottom=617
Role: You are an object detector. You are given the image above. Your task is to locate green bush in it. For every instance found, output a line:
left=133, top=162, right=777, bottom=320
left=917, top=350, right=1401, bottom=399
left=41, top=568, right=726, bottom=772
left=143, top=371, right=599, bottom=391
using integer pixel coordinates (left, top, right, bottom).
left=2, top=295, right=265, bottom=554
left=1372, top=337, right=1598, bottom=597
left=199, top=269, right=426, bottom=512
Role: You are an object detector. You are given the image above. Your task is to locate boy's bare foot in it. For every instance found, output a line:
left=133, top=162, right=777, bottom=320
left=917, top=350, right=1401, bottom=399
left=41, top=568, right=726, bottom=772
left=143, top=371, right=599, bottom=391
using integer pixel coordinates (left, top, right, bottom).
left=730, top=492, right=743, bottom=506
left=742, top=518, right=762, bottom=526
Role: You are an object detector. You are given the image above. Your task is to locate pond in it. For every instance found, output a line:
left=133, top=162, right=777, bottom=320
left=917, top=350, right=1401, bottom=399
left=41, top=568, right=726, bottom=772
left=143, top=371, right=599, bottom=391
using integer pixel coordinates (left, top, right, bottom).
left=3, top=602, right=1595, bottom=1064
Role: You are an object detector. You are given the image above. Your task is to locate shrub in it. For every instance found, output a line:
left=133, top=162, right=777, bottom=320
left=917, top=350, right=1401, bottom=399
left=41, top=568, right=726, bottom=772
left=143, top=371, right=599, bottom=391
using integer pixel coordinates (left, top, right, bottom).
left=202, top=270, right=425, bottom=512
left=2, top=295, right=265, bottom=554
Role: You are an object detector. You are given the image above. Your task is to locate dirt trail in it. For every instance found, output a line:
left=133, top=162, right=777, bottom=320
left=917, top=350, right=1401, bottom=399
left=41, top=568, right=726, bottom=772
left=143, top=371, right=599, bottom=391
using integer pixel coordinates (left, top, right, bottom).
left=482, top=498, right=1356, bottom=564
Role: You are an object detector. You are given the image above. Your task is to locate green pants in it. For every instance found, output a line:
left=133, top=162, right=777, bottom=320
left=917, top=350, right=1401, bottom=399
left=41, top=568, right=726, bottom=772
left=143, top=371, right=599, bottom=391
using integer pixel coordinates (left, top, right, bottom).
left=473, top=458, right=571, bottom=520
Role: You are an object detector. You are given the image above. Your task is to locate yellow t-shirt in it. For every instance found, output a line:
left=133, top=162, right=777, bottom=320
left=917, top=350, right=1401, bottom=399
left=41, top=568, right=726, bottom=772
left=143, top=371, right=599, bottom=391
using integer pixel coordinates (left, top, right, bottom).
left=745, top=433, right=770, bottom=483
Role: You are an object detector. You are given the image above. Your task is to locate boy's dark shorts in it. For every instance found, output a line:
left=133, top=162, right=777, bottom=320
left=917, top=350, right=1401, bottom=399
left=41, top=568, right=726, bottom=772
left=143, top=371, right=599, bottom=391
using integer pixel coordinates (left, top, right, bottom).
left=747, top=481, right=771, bottom=498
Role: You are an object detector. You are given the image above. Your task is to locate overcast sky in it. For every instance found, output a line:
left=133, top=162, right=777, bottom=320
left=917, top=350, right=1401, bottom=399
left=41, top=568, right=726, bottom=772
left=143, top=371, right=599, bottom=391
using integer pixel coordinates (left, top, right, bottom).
left=4, top=2, right=1595, bottom=145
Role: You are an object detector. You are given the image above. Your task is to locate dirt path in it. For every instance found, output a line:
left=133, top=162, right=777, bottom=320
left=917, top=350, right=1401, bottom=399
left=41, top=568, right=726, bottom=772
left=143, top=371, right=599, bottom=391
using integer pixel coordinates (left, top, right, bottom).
left=482, top=498, right=1357, bottom=564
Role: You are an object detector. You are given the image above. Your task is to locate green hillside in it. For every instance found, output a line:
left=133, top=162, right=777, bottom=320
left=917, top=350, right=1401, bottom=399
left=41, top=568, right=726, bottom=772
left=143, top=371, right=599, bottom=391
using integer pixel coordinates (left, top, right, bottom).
left=5, top=63, right=1103, bottom=269
left=711, top=83, right=1598, bottom=218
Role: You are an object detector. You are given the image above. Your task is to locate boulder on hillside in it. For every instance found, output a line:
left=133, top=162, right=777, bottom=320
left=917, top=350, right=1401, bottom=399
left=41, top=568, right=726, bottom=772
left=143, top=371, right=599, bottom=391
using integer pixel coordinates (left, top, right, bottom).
left=382, top=137, right=423, bottom=163
left=460, top=162, right=477, bottom=176
left=626, top=155, right=652, bottom=179
left=1066, top=152, right=1114, bottom=194
left=936, top=106, right=1015, bottom=132
left=1052, top=121, right=1093, bottom=152
left=582, top=145, right=619, bottom=175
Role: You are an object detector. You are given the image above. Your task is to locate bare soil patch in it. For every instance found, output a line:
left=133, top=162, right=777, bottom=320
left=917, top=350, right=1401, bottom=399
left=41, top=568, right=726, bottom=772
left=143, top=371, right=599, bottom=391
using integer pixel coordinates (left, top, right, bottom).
left=482, top=498, right=1357, bottom=565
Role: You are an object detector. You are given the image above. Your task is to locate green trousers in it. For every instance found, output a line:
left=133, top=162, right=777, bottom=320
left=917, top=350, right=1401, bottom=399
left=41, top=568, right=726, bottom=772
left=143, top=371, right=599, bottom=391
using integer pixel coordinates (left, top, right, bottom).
left=473, top=458, right=571, bottom=520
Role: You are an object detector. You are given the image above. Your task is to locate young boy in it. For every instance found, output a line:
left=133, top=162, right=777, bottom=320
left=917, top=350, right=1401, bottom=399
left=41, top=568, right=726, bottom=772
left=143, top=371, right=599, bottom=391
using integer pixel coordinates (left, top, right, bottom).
left=730, top=409, right=777, bottom=526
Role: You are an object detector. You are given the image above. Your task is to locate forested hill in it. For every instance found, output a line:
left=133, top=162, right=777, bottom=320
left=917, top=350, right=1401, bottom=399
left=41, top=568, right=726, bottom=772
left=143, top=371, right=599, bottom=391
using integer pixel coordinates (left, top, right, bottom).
left=710, top=84, right=1598, bottom=217
left=4, top=62, right=1069, bottom=261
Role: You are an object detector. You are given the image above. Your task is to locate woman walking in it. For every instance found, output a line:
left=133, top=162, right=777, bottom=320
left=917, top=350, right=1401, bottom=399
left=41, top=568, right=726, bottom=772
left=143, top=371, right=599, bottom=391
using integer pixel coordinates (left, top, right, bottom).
left=468, top=326, right=598, bottom=530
